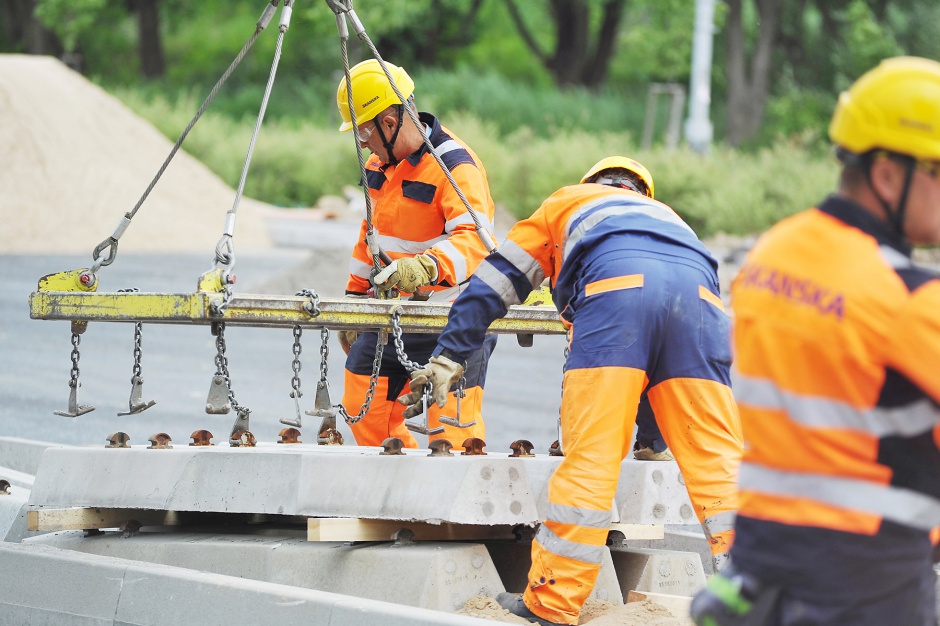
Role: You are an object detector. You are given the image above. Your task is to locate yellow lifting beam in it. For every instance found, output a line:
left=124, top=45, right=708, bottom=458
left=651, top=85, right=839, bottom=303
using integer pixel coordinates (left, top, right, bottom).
left=29, top=281, right=566, bottom=335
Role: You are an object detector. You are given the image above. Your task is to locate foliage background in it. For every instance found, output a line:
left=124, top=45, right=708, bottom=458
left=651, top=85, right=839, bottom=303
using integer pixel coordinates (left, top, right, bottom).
left=4, top=0, right=939, bottom=235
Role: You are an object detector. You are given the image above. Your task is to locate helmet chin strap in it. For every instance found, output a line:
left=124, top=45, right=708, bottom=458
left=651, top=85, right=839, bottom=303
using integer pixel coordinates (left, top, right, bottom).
left=867, top=155, right=916, bottom=239
left=378, top=104, right=405, bottom=166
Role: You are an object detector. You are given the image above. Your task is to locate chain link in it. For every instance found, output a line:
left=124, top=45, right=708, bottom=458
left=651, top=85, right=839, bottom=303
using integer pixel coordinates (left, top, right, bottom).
left=390, top=307, right=422, bottom=372
left=213, top=322, right=246, bottom=413
left=297, top=288, right=321, bottom=317
left=334, top=332, right=384, bottom=425
left=290, top=324, right=303, bottom=397
left=68, top=332, right=82, bottom=386
left=131, top=322, right=143, bottom=379
left=319, top=327, right=330, bottom=383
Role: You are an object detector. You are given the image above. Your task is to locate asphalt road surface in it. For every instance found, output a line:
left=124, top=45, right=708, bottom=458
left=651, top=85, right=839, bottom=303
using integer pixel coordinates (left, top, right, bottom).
left=0, top=250, right=569, bottom=453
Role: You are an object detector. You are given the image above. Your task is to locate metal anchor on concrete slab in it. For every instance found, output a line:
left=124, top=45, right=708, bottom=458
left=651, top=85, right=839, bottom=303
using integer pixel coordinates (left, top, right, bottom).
left=205, top=375, right=231, bottom=414
left=228, top=407, right=251, bottom=440
left=105, top=432, right=131, bottom=448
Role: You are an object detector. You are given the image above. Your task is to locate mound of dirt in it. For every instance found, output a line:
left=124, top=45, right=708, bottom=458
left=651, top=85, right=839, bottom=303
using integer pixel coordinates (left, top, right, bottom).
left=0, top=54, right=272, bottom=254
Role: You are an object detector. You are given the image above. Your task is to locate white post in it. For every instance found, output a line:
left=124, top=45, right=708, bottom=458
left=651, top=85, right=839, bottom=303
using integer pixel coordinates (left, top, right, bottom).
left=684, top=0, right=716, bottom=154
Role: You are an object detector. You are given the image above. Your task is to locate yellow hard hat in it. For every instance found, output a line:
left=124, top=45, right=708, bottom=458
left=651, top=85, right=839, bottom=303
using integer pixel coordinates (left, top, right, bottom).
left=580, top=156, right=655, bottom=198
left=829, top=56, right=940, bottom=162
left=336, top=59, right=415, bottom=132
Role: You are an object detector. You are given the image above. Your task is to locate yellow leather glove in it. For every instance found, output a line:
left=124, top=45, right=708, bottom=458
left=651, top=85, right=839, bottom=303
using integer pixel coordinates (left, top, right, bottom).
left=398, top=355, right=464, bottom=419
left=338, top=330, right=359, bottom=355
left=372, top=255, right=438, bottom=293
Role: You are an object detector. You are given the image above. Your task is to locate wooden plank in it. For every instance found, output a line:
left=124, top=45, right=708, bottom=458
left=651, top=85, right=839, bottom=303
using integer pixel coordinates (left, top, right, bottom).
left=609, top=523, right=665, bottom=540
left=27, top=508, right=180, bottom=531
left=307, top=518, right=520, bottom=542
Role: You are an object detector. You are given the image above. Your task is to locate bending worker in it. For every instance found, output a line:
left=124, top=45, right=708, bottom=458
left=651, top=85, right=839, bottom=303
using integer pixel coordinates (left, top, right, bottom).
left=335, top=59, right=497, bottom=448
left=401, top=156, right=743, bottom=626
left=692, top=56, right=940, bottom=626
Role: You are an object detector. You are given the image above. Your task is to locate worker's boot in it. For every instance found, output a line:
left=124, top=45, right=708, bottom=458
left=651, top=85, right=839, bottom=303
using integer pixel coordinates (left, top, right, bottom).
left=633, top=440, right=674, bottom=461
left=495, top=592, right=561, bottom=625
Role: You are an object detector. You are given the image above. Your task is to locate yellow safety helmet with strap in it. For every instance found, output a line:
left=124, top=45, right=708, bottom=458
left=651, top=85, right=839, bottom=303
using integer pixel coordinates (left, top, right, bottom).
left=580, top=156, right=655, bottom=198
left=829, top=56, right=940, bottom=162
left=336, top=59, right=415, bottom=132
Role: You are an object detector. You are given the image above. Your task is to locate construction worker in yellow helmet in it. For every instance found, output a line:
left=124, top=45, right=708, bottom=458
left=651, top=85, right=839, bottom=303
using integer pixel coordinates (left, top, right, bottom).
left=401, top=155, right=743, bottom=625
left=692, top=56, right=940, bottom=626
left=334, top=59, right=498, bottom=450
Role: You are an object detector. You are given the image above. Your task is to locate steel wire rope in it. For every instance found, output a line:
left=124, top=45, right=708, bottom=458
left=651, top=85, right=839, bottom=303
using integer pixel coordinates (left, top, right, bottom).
left=85, top=0, right=282, bottom=282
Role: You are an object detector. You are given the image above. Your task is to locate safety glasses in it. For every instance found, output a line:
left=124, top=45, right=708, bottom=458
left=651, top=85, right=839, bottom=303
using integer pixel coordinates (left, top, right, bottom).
left=917, top=159, right=940, bottom=180
left=354, top=123, right=376, bottom=144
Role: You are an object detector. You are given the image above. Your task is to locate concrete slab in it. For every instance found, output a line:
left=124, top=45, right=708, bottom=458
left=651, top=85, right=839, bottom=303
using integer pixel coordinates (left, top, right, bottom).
left=0, top=541, right=492, bottom=625
left=520, top=456, right=696, bottom=525
left=0, top=465, right=35, bottom=490
left=484, top=539, right=624, bottom=605
left=28, top=530, right=506, bottom=612
left=624, top=526, right=714, bottom=575
left=27, top=444, right=539, bottom=526
left=0, top=487, right=43, bottom=543
left=0, top=436, right=65, bottom=475
left=609, top=546, right=707, bottom=597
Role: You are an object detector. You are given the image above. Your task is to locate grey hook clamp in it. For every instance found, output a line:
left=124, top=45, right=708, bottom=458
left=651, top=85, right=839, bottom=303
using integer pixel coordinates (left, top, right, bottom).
left=279, top=390, right=303, bottom=428
left=205, top=375, right=231, bottom=414
left=54, top=380, right=95, bottom=418
left=404, top=388, right=445, bottom=436
left=117, top=375, right=156, bottom=416
left=229, top=407, right=251, bottom=439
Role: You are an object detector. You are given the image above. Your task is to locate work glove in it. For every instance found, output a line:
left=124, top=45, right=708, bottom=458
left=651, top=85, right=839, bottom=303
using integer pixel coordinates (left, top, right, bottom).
left=372, top=255, right=437, bottom=293
left=338, top=330, right=359, bottom=355
left=398, top=355, right=464, bottom=418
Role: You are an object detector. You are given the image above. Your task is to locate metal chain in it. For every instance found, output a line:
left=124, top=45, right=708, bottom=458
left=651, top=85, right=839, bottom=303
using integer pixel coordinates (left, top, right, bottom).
left=290, top=324, right=303, bottom=398
left=67, top=332, right=82, bottom=386
left=319, top=327, right=330, bottom=383
left=213, top=322, right=246, bottom=413
left=390, top=307, right=421, bottom=372
left=131, top=322, right=143, bottom=379
left=333, top=332, right=385, bottom=425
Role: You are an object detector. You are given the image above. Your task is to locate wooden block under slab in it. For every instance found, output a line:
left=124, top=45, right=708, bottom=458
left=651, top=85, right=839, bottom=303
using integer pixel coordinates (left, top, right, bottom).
left=307, top=518, right=520, bottom=542
left=609, top=523, right=664, bottom=541
left=27, top=508, right=180, bottom=531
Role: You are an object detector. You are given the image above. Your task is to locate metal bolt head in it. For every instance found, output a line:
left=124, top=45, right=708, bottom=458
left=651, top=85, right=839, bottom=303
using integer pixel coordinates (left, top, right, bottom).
left=509, top=439, right=535, bottom=457
left=428, top=439, right=454, bottom=457
left=147, top=433, right=173, bottom=449
left=278, top=427, right=302, bottom=444
left=189, top=430, right=215, bottom=446
left=461, top=437, right=487, bottom=455
left=106, top=432, right=131, bottom=448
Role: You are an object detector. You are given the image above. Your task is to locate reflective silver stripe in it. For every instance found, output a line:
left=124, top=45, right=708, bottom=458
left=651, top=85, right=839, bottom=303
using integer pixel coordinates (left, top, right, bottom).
left=702, top=510, right=736, bottom=538
left=562, top=198, right=693, bottom=262
left=432, top=139, right=462, bottom=159
left=349, top=257, right=373, bottom=280
left=445, top=212, right=494, bottom=233
left=734, top=373, right=940, bottom=438
left=739, top=462, right=940, bottom=531
left=544, top=502, right=613, bottom=529
left=535, top=524, right=606, bottom=565
left=376, top=233, right=447, bottom=255
left=878, top=244, right=912, bottom=270
left=433, top=240, right=468, bottom=283
left=498, top=240, right=547, bottom=288
left=474, top=259, right=520, bottom=307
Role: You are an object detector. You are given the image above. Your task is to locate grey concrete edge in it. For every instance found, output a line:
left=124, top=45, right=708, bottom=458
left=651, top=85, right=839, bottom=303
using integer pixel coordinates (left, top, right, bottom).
left=0, top=542, right=494, bottom=626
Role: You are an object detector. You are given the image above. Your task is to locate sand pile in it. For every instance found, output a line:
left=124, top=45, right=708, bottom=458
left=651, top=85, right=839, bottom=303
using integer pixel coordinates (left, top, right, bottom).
left=0, top=54, right=272, bottom=254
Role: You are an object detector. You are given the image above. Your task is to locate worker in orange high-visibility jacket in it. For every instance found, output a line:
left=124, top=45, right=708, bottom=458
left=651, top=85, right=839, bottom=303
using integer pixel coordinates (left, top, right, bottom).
left=401, top=156, right=743, bottom=626
left=335, top=59, right=497, bottom=449
left=691, top=56, right=940, bottom=626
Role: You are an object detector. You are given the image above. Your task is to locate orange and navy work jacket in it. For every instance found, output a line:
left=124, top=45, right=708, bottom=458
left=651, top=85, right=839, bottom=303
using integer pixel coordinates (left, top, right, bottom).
left=730, top=195, right=940, bottom=580
left=433, top=183, right=715, bottom=362
left=346, top=112, right=496, bottom=298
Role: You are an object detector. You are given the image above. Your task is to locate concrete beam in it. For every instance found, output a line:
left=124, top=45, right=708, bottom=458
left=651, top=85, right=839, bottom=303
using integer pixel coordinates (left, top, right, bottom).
left=27, top=444, right=539, bottom=526
left=0, top=542, right=493, bottom=625
left=609, top=547, right=707, bottom=597
left=0, top=436, right=65, bottom=475
left=27, top=530, right=505, bottom=613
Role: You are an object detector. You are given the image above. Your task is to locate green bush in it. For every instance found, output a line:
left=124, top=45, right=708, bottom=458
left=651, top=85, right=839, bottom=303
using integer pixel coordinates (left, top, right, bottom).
left=114, top=85, right=839, bottom=237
